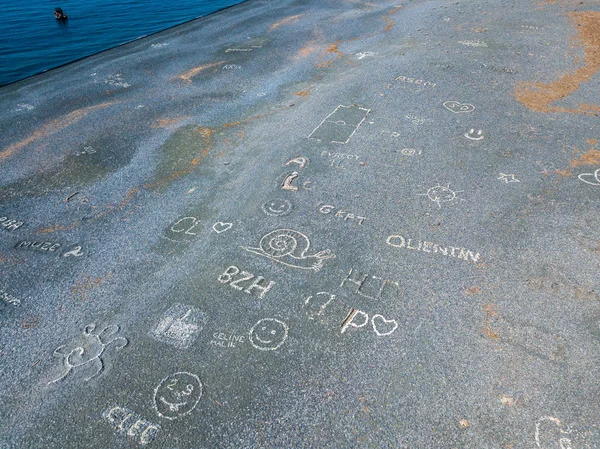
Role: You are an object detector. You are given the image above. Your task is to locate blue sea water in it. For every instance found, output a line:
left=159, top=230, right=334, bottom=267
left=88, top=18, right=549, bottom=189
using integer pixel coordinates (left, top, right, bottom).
left=0, top=0, right=246, bottom=86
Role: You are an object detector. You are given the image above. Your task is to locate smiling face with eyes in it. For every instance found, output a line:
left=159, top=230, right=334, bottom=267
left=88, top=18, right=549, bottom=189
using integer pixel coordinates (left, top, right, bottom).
left=153, top=372, right=203, bottom=420
left=262, top=199, right=292, bottom=216
left=249, top=318, right=289, bottom=351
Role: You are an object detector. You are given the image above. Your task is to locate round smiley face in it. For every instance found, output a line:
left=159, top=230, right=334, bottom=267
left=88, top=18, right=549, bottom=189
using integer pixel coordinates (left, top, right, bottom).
left=262, top=199, right=293, bottom=216
left=153, top=372, right=202, bottom=420
left=427, top=185, right=456, bottom=203
left=249, top=318, right=289, bottom=351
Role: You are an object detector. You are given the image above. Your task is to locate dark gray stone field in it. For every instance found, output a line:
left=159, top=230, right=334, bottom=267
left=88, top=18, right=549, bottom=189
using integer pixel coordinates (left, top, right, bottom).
left=1, top=0, right=600, bottom=447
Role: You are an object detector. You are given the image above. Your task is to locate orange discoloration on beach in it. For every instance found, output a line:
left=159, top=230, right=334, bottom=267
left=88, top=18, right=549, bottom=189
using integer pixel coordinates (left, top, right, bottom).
left=145, top=128, right=212, bottom=190
left=295, top=90, right=310, bottom=97
left=514, top=11, right=600, bottom=114
left=71, top=273, right=113, bottom=301
left=570, top=148, right=600, bottom=167
left=295, top=44, right=318, bottom=60
left=316, top=42, right=343, bottom=68
left=587, top=138, right=598, bottom=145
left=152, top=117, right=189, bottom=128
left=177, top=61, right=224, bottom=84
left=39, top=187, right=140, bottom=233
left=0, top=102, right=114, bottom=163
left=482, top=304, right=500, bottom=341
left=464, top=286, right=482, bottom=295
left=269, top=14, right=303, bottom=32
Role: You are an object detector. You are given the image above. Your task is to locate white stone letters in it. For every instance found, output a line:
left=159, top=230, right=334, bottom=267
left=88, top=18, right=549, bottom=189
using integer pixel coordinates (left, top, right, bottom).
left=341, top=309, right=398, bottom=337
left=103, top=406, right=160, bottom=445
left=218, top=265, right=275, bottom=298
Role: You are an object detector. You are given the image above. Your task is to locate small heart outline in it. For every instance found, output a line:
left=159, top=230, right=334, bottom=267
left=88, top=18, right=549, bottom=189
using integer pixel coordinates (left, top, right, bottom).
left=443, top=101, right=475, bottom=113
left=371, top=314, right=398, bottom=336
left=212, top=222, right=233, bottom=234
left=578, top=168, right=600, bottom=186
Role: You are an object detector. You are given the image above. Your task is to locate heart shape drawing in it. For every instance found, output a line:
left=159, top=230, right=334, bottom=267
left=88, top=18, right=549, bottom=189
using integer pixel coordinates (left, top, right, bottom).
left=443, top=101, right=475, bottom=113
left=212, top=222, right=233, bottom=234
left=371, top=314, right=398, bottom=336
left=578, top=168, right=600, bottom=186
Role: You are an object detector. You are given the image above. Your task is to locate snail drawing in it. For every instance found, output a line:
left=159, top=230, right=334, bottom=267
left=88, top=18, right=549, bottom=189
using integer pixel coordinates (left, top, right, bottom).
left=242, top=229, right=335, bottom=272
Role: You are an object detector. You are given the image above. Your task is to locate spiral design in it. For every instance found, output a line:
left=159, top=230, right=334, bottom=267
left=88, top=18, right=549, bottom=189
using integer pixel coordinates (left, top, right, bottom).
left=259, top=230, right=300, bottom=257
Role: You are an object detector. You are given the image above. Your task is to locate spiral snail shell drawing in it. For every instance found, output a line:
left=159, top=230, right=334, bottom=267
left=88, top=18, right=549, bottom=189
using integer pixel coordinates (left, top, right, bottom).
left=242, top=229, right=335, bottom=272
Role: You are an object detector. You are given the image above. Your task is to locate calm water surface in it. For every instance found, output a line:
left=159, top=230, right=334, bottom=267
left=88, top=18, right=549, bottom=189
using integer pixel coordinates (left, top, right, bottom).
left=0, top=0, right=246, bottom=86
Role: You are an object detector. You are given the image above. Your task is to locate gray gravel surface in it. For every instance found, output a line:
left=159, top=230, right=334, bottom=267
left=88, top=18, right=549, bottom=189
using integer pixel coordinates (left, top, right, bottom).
left=1, top=0, right=600, bottom=447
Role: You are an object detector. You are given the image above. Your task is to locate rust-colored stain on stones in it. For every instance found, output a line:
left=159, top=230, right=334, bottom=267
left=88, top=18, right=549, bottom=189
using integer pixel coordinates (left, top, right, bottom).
left=0, top=102, right=114, bottom=163
left=482, top=304, right=500, bottom=341
left=316, top=42, right=343, bottom=68
left=151, top=117, right=189, bottom=128
left=71, top=273, right=113, bottom=301
left=269, top=14, right=303, bottom=32
left=464, top=286, right=482, bottom=295
left=177, top=61, right=224, bottom=84
left=514, top=11, right=600, bottom=114
left=570, top=148, right=600, bottom=167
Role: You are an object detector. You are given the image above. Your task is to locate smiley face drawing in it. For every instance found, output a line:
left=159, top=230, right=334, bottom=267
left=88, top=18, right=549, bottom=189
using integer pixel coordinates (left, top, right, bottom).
left=262, top=199, right=293, bottom=216
left=249, top=318, right=289, bottom=351
left=153, top=372, right=202, bottom=420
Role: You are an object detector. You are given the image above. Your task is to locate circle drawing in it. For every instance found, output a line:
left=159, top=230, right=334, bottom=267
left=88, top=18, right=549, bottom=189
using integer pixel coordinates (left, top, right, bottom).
left=262, top=199, right=293, bottom=216
left=153, top=372, right=203, bottom=420
left=418, top=184, right=465, bottom=208
left=249, top=318, right=289, bottom=351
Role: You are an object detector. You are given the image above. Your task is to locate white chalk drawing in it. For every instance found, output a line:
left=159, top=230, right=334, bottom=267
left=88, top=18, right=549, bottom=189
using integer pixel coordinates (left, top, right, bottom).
left=218, top=265, right=275, bottom=298
left=405, top=114, right=433, bottom=126
left=464, top=129, right=484, bottom=140
left=318, top=204, right=365, bottom=225
left=75, top=146, right=96, bottom=156
left=222, top=64, right=241, bottom=70
left=387, top=235, right=481, bottom=264
left=15, top=103, right=35, bottom=112
left=418, top=184, right=465, bottom=208
left=212, top=222, right=233, bottom=234
left=443, top=101, right=475, bottom=113
left=308, top=105, right=371, bottom=144
left=578, top=168, right=600, bottom=186
left=241, top=229, right=335, bottom=272
left=171, top=217, right=202, bottom=235
left=249, top=318, right=289, bottom=351
left=304, top=292, right=336, bottom=319
left=458, top=40, right=488, bottom=47
left=341, top=309, right=398, bottom=337
left=210, top=331, right=245, bottom=349
left=103, top=406, right=160, bottom=445
left=395, top=76, right=436, bottom=87
left=15, top=240, right=61, bottom=253
left=401, top=148, right=422, bottom=156
left=535, top=416, right=574, bottom=449
left=105, top=74, right=131, bottom=88
left=165, top=216, right=205, bottom=242
left=371, top=315, right=399, bottom=336
left=356, top=52, right=375, bottom=59
left=153, top=372, right=203, bottom=420
left=63, top=246, right=84, bottom=257
left=340, top=268, right=400, bottom=300
left=498, top=173, right=520, bottom=183
left=0, top=288, right=20, bottom=306
left=263, top=199, right=293, bottom=216
left=48, top=323, right=128, bottom=384
left=151, top=43, right=169, bottom=48
left=152, top=304, right=207, bottom=349
left=321, top=151, right=361, bottom=161
left=281, top=172, right=299, bottom=191
left=284, top=156, right=309, bottom=168
left=0, top=216, right=24, bottom=231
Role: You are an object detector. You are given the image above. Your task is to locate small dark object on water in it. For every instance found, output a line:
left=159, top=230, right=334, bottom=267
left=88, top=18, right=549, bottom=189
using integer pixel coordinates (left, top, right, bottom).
left=54, top=7, right=68, bottom=21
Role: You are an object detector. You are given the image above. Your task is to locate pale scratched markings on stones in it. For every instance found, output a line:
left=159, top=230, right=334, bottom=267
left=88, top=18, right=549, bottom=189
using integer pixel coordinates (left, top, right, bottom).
left=308, top=105, right=371, bottom=144
left=241, top=229, right=335, bottom=272
left=153, top=372, right=203, bottom=420
left=387, top=235, right=481, bottom=264
left=48, top=324, right=128, bottom=384
left=104, top=406, right=160, bottom=445
left=218, top=266, right=275, bottom=299
left=249, top=318, right=289, bottom=351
